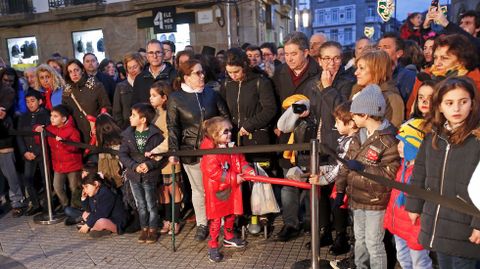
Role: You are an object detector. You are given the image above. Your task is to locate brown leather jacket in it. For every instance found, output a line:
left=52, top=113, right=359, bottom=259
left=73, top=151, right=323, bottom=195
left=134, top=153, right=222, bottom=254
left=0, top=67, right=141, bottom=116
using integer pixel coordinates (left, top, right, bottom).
left=336, top=121, right=400, bottom=210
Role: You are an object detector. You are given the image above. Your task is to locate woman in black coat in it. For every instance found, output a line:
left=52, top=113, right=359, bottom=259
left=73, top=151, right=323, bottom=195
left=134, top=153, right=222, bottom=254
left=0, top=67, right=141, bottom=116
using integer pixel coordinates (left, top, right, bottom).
left=167, top=59, right=229, bottom=241
left=220, top=48, right=277, bottom=159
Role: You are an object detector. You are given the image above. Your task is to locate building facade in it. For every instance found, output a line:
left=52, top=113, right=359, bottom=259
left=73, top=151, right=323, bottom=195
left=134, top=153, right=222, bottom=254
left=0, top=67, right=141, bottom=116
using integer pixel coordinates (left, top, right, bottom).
left=310, top=0, right=398, bottom=47
left=0, top=0, right=293, bottom=70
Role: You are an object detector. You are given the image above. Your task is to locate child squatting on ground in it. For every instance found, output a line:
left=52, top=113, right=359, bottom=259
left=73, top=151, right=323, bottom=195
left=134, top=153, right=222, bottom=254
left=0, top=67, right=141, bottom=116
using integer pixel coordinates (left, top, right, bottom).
left=200, top=116, right=256, bottom=263
left=73, top=172, right=127, bottom=238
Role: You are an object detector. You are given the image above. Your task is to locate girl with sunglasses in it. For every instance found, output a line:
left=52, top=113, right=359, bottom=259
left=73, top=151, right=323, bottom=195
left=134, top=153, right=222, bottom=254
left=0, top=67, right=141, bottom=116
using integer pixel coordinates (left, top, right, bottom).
left=199, top=116, right=255, bottom=262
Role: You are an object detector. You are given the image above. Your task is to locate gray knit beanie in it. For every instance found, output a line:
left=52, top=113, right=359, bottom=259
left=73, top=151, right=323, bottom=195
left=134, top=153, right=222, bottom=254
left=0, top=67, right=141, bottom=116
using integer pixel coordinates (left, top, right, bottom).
left=350, top=84, right=386, bottom=117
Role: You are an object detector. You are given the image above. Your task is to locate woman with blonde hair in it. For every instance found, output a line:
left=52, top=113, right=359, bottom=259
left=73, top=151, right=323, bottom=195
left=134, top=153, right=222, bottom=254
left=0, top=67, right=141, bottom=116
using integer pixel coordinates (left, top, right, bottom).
left=352, top=49, right=404, bottom=127
left=34, top=64, right=65, bottom=110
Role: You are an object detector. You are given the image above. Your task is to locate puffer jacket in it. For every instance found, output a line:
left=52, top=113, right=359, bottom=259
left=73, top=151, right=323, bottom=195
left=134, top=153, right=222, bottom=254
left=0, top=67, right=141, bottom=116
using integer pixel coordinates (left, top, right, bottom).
left=336, top=120, right=400, bottom=210
left=62, top=75, right=112, bottom=143
left=200, top=137, right=254, bottom=220
left=405, top=130, right=480, bottom=259
left=384, top=160, right=424, bottom=250
left=46, top=117, right=83, bottom=173
left=112, top=80, right=133, bottom=129
left=220, top=71, right=277, bottom=139
left=167, top=86, right=230, bottom=164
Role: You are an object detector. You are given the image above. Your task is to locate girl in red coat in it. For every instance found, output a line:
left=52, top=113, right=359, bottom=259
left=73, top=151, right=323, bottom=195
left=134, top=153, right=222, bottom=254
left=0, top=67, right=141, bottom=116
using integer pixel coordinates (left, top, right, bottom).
left=200, top=116, right=255, bottom=263
left=384, top=118, right=432, bottom=268
left=37, top=105, right=83, bottom=209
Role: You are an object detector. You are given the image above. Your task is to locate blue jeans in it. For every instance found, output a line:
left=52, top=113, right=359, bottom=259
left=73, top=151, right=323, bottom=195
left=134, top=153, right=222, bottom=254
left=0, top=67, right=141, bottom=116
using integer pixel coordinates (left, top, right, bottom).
left=0, top=152, right=24, bottom=208
left=394, top=235, right=432, bottom=269
left=130, top=181, right=159, bottom=229
left=436, top=252, right=477, bottom=269
left=353, top=209, right=387, bottom=269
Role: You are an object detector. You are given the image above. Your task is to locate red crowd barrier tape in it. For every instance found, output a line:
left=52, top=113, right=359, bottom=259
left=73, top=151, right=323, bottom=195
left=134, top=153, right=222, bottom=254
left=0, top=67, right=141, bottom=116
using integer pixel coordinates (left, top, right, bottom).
left=242, top=175, right=312, bottom=189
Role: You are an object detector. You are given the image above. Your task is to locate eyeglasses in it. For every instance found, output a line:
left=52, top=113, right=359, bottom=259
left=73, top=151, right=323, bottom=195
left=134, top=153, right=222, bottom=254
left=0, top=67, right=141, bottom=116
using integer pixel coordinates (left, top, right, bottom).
left=147, top=51, right=163, bottom=57
left=320, top=56, right=341, bottom=63
left=191, top=70, right=205, bottom=77
left=222, top=128, right=232, bottom=135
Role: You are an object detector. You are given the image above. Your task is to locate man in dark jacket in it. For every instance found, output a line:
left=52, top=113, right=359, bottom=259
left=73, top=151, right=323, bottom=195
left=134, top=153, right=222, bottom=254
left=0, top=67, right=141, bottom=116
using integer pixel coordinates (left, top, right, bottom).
left=272, top=31, right=320, bottom=242
left=132, top=39, right=176, bottom=106
left=83, top=53, right=116, bottom=102
left=378, top=33, right=416, bottom=103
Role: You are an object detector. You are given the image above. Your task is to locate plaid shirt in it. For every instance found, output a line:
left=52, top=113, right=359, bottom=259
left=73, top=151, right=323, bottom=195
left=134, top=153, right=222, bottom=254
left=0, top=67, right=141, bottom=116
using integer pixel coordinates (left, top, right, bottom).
left=317, top=135, right=354, bottom=185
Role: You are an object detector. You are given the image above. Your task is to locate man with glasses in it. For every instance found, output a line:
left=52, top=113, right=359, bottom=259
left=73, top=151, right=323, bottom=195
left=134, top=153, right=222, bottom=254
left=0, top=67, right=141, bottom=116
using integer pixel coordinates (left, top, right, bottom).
left=132, top=39, right=176, bottom=105
left=161, top=40, right=175, bottom=66
left=260, top=42, right=282, bottom=77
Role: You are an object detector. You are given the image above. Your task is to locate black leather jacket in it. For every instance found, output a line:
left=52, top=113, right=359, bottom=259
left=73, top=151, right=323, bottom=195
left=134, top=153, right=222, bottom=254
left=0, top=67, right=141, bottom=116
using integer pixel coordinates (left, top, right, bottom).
left=167, top=86, right=230, bottom=164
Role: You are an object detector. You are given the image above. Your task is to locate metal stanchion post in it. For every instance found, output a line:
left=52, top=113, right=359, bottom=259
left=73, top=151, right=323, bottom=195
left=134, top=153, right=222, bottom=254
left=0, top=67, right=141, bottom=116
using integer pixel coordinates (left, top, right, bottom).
left=34, top=129, right=65, bottom=224
left=171, top=166, right=176, bottom=252
left=310, top=139, right=320, bottom=269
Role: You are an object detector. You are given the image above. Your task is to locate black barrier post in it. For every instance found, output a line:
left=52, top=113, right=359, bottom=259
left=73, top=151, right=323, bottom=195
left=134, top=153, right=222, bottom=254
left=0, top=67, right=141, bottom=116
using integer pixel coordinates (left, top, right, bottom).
left=34, top=129, right=65, bottom=224
left=310, top=139, right=320, bottom=269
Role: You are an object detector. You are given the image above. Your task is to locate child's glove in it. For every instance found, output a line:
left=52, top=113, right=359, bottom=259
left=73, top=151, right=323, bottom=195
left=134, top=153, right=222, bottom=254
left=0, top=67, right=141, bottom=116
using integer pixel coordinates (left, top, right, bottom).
left=346, top=160, right=365, bottom=171
left=333, top=192, right=345, bottom=208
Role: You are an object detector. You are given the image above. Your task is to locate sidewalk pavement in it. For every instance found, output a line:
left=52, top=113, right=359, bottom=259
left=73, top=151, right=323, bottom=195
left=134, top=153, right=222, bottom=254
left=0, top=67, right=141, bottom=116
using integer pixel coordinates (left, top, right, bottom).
left=0, top=210, right=349, bottom=269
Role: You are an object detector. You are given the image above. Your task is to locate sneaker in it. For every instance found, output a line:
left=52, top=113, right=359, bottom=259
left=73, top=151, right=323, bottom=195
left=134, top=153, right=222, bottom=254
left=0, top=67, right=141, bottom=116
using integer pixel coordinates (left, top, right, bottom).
left=223, top=237, right=246, bottom=248
left=168, top=222, right=181, bottom=235
left=330, top=257, right=355, bottom=269
left=89, top=230, right=112, bottom=238
left=138, top=228, right=148, bottom=243
left=208, top=247, right=224, bottom=263
left=146, top=228, right=158, bottom=244
left=194, top=225, right=209, bottom=241
left=11, top=208, right=23, bottom=218
left=160, top=221, right=171, bottom=234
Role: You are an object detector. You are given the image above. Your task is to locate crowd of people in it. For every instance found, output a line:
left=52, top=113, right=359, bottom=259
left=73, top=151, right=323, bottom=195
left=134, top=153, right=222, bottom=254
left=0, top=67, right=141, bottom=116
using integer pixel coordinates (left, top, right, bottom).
left=1, top=4, right=480, bottom=268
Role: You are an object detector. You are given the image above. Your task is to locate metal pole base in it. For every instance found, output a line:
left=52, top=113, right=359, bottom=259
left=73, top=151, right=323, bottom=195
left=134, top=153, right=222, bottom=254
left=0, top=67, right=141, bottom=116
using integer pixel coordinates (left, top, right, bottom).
left=33, top=212, right=65, bottom=225
left=291, top=259, right=331, bottom=269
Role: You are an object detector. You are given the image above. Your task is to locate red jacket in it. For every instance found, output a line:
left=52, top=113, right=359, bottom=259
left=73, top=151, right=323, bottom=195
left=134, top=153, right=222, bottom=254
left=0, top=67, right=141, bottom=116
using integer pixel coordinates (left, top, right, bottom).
left=384, top=160, right=424, bottom=250
left=46, top=116, right=83, bottom=173
left=200, top=137, right=254, bottom=220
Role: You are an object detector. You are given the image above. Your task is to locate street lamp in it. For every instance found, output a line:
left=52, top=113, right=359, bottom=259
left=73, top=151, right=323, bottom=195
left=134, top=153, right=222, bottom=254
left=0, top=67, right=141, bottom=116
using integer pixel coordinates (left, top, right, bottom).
left=302, top=8, right=310, bottom=28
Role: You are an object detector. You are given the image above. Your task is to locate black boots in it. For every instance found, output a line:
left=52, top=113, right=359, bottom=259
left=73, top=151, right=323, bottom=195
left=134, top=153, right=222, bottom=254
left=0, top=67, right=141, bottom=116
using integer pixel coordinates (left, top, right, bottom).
left=329, top=232, right=350, bottom=256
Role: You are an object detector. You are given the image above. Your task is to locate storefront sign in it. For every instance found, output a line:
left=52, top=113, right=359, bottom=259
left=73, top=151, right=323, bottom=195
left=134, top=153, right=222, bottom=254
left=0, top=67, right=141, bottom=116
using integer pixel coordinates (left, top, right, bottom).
left=153, top=6, right=176, bottom=33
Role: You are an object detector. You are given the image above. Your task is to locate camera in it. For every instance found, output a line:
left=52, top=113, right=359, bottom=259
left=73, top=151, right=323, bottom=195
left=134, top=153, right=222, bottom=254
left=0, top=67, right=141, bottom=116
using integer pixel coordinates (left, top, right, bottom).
left=292, top=103, right=307, bottom=114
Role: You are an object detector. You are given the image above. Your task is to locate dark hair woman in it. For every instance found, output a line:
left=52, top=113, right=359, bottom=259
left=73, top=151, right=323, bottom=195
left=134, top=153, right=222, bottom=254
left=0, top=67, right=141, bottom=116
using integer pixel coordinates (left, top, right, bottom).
left=62, top=59, right=112, bottom=143
left=167, top=59, right=230, bottom=241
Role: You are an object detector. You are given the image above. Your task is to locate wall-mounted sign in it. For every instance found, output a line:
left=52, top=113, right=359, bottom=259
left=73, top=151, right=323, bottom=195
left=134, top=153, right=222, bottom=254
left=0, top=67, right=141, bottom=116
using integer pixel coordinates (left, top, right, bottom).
left=7, top=36, right=39, bottom=71
left=197, top=9, right=213, bottom=24
left=153, top=6, right=176, bottom=33
left=72, top=29, right=106, bottom=62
